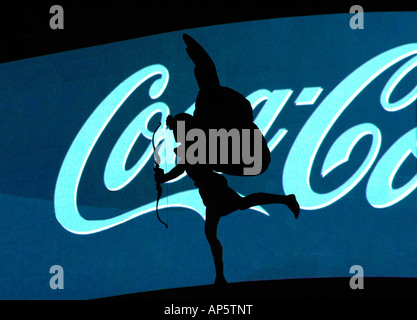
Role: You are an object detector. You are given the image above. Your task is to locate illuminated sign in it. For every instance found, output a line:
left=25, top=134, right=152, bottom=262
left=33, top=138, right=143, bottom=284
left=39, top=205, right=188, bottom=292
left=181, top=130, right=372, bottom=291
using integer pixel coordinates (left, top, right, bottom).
left=1, top=12, right=416, bottom=299
left=55, top=43, right=417, bottom=234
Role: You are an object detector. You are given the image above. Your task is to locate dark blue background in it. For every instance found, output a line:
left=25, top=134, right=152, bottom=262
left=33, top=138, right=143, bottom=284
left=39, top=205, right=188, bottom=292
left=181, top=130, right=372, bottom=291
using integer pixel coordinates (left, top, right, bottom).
left=0, top=12, right=416, bottom=299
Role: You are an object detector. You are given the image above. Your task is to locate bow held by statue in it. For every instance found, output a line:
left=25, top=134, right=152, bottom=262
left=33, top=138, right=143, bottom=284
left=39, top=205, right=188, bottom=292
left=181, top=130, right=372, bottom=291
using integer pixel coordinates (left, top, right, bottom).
left=152, top=122, right=168, bottom=228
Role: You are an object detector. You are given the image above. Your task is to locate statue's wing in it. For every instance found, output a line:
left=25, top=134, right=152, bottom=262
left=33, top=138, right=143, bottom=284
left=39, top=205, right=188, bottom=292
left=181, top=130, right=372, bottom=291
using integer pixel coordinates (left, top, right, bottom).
left=183, top=33, right=219, bottom=90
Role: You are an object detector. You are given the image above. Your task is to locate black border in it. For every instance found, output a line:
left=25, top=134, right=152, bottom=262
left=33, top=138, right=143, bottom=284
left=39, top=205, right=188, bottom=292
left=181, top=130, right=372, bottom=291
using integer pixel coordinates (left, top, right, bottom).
left=1, top=1, right=416, bottom=63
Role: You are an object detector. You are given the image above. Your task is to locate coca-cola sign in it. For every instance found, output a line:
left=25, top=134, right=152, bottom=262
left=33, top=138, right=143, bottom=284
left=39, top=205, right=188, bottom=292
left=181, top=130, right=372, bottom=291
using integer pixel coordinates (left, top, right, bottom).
left=2, top=12, right=417, bottom=299
left=55, top=43, right=417, bottom=234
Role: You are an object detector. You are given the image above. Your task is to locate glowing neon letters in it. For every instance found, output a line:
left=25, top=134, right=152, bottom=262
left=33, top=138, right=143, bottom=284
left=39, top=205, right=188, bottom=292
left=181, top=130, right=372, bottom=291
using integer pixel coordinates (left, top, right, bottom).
left=54, top=44, right=417, bottom=234
left=283, top=43, right=417, bottom=209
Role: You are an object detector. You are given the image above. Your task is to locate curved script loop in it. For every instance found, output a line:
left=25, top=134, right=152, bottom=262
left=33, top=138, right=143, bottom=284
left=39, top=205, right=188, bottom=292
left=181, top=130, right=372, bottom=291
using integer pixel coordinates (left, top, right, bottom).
left=54, top=65, right=170, bottom=234
left=283, top=43, right=417, bottom=210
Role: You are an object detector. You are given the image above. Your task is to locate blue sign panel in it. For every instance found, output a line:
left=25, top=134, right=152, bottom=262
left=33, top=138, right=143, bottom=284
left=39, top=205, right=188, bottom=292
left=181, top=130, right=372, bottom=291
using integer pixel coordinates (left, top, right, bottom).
left=1, top=12, right=416, bottom=299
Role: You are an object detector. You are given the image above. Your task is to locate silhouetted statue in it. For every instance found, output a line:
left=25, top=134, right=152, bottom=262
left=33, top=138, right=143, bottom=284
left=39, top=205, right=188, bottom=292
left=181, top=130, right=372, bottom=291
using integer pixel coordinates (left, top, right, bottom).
left=183, top=33, right=271, bottom=176
left=154, top=34, right=300, bottom=289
